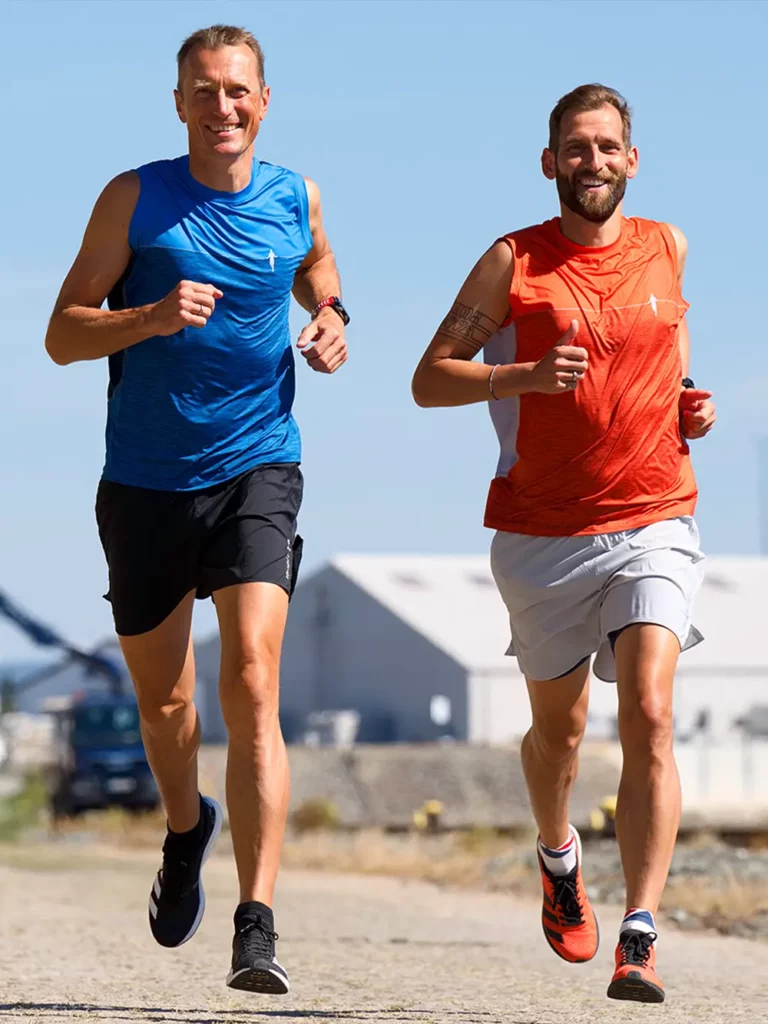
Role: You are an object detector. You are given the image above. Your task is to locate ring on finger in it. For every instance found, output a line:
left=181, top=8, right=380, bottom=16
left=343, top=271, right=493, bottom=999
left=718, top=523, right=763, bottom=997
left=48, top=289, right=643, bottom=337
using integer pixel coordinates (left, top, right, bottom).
left=198, top=304, right=206, bottom=317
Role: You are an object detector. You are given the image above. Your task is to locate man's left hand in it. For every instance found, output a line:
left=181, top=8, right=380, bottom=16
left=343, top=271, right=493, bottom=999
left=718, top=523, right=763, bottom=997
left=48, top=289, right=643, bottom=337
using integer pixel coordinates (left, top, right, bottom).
left=297, top=308, right=347, bottom=374
left=679, top=387, right=716, bottom=439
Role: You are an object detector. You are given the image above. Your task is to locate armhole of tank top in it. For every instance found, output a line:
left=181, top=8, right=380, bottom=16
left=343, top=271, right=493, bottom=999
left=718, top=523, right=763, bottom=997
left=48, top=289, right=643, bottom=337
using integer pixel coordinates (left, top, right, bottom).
left=126, top=167, right=145, bottom=254
left=294, top=174, right=313, bottom=253
left=657, top=221, right=690, bottom=313
left=498, top=234, right=518, bottom=328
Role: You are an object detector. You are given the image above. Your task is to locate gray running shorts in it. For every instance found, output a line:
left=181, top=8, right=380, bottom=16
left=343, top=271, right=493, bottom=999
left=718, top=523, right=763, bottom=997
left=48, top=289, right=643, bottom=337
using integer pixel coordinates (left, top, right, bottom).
left=490, top=516, right=706, bottom=683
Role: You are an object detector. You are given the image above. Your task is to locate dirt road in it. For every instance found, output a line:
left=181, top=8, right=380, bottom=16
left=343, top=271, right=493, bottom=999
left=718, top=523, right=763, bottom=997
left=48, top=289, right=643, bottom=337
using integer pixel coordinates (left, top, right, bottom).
left=0, top=844, right=765, bottom=1023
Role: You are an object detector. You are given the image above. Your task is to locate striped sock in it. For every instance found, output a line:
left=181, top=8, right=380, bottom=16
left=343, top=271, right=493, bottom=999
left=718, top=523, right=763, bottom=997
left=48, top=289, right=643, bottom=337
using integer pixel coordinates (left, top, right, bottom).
left=621, top=908, right=657, bottom=937
left=538, top=828, right=578, bottom=875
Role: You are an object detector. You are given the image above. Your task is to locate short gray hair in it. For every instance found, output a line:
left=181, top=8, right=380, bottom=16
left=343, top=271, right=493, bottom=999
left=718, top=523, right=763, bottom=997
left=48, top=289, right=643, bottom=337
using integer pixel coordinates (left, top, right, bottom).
left=176, top=24, right=265, bottom=87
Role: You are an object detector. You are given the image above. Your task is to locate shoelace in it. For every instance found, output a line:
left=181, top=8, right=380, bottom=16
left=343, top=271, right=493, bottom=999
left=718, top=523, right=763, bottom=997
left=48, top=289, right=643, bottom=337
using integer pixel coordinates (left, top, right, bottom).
left=159, top=851, right=195, bottom=904
left=619, top=930, right=657, bottom=966
left=552, top=874, right=584, bottom=926
left=238, top=917, right=279, bottom=962
left=159, top=803, right=208, bottom=904
left=160, top=831, right=201, bottom=904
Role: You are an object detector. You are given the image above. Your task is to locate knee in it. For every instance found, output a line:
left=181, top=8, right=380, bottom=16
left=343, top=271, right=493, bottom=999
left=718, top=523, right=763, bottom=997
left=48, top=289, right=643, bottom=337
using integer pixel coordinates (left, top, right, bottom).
left=527, top=712, right=586, bottom=765
left=136, top=688, right=194, bottom=731
left=220, top=651, right=279, bottom=732
left=619, top=693, right=674, bottom=754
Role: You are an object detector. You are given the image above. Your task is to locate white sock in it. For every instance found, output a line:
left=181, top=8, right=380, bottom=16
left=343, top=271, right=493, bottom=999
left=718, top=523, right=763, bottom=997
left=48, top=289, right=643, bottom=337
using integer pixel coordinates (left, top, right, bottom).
left=538, top=828, right=578, bottom=875
left=621, top=908, right=657, bottom=937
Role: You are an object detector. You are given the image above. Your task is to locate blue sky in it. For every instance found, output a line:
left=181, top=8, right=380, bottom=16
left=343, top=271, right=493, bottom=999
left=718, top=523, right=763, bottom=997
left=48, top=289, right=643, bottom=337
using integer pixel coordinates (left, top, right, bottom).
left=2, top=0, right=766, bottom=661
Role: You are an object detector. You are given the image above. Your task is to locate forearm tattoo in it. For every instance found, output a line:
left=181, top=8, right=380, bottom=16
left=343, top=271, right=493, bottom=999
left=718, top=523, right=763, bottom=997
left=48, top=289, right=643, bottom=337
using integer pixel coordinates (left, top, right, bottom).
left=438, top=301, right=499, bottom=352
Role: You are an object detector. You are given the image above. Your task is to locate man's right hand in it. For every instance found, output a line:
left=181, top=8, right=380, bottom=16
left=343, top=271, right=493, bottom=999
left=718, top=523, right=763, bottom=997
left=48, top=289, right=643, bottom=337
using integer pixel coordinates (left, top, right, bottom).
left=148, top=281, right=224, bottom=337
left=529, top=320, right=589, bottom=394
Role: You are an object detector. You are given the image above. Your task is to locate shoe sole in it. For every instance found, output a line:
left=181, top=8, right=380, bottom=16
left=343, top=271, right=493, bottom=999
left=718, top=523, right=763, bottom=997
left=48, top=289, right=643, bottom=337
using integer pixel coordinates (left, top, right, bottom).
left=149, top=796, right=223, bottom=948
left=226, top=965, right=290, bottom=995
left=607, top=974, right=665, bottom=1003
left=540, top=826, right=600, bottom=964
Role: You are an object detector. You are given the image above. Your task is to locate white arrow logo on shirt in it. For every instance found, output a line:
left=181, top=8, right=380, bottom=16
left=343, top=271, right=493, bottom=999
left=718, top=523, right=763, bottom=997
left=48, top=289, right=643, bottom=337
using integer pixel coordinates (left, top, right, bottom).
left=649, top=293, right=658, bottom=315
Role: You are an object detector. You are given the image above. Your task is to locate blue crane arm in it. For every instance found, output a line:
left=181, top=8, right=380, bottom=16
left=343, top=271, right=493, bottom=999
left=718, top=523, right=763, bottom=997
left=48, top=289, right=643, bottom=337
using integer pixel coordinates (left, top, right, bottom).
left=0, top=589, right=124, bottom=690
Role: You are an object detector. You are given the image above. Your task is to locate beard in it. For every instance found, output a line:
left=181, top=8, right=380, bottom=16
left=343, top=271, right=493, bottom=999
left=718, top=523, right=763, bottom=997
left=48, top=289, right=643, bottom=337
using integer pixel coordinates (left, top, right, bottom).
left=556, top=168, right=627, bottom=223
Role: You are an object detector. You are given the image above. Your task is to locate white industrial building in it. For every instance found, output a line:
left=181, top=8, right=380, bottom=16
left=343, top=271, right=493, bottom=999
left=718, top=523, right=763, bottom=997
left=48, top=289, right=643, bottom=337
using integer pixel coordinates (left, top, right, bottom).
left=11, top=555, right=768, bottom=750
left=196, top=554, right=768, bottom=747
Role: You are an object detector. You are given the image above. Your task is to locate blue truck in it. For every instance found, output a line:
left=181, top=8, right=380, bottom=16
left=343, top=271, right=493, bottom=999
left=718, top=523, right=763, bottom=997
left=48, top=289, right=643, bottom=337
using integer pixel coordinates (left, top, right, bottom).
left=0, top=590, right=159, bottom=818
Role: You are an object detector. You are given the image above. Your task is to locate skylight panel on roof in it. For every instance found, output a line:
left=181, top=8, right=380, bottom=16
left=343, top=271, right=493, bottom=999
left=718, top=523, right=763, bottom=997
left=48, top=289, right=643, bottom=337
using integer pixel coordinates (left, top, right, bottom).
left=394, top=573, right=426, bottom=589
left=468, top=573, right=494, bottom=587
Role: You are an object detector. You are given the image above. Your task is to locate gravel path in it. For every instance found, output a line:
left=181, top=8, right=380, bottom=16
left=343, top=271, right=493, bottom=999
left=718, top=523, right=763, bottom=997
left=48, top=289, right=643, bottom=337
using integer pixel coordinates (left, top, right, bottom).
left=0, top=845, right=766, bottom=1023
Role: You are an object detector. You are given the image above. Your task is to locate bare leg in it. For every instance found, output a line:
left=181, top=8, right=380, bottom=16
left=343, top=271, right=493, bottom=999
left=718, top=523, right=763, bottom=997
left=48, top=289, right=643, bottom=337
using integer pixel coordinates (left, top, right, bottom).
left=118, top=591, right=200, bottom=833
left=614, top=624, right=681, bottom=914
left=521, top=661, right=590, bottom=848
left=214, top=582, right=290, bottom=907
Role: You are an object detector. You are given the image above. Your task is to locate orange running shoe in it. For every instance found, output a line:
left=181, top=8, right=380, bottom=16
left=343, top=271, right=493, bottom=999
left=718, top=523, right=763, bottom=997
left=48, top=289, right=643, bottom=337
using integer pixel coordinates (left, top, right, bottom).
left=607, top=930, right=665, bottom=1003
left=537, top=827, right=599, bottom=963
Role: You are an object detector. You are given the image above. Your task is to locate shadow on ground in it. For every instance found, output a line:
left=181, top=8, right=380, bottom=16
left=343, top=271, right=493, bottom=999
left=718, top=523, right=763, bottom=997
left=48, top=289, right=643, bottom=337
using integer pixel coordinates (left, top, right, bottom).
left=0, top=1004, right=547, bottom=1024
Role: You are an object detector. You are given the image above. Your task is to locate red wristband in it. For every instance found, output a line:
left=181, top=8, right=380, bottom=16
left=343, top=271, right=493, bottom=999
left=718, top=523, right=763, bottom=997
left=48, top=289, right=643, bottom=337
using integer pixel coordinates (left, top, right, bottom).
left=312, top=297, right=338, bottom=319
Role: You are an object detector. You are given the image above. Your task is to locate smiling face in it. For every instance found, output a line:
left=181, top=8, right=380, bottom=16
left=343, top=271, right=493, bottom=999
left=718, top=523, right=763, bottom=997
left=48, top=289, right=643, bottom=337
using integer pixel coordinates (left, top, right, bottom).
left=542, top=104, right=638, bottom=224
left=174, top=44, right=270, bottom=162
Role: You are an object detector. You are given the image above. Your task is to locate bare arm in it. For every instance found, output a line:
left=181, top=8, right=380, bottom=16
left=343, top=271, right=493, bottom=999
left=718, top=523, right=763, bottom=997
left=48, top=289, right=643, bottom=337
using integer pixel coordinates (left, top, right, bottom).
left=292, top=179, right=341, bottom=312
left=45, top=173, right=222, bottom=366
left=293, top=179, right=347, bottom=374
left=411, top=241, right=588, bottom=408
left=668, top=223, right=716, bottom=439
left=668, top=223, right=691, bottom=377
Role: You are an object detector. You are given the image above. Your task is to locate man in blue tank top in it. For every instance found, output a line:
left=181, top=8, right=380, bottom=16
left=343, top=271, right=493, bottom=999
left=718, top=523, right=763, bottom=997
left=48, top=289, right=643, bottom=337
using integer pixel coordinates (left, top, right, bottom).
left=45, top=24, right=349, bottom=995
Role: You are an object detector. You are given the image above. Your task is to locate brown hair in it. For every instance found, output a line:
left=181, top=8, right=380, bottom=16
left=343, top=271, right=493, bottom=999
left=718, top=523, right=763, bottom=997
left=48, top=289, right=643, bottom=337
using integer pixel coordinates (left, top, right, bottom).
left=176, top=25, right=265, bottom=87
left=548, top=84, right=631, bottom=152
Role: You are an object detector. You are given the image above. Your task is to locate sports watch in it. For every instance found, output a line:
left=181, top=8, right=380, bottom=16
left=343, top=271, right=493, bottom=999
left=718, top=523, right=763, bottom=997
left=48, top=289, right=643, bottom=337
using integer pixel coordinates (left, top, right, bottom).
left=312, top=296, right=350, bottom=326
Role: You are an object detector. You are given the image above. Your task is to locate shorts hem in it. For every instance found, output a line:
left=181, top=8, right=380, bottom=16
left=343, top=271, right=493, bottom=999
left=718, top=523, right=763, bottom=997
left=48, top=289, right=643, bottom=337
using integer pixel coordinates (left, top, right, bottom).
left=506, top=647, right=596, bottom=683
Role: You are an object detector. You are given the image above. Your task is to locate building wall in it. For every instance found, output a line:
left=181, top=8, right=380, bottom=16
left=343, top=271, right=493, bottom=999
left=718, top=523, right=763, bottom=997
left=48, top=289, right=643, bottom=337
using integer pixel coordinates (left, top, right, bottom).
left=468, top=670, right=528, bottom=743
left=277, top=567, right=469, bottom=742
left=673, top=670, right=768, bottom=739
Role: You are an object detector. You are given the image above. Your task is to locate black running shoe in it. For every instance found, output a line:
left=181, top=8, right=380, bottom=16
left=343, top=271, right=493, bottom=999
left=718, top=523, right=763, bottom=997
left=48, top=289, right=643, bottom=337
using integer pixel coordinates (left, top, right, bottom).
left=226, top=907, right=290, bottom=994
left=148, top=795, right=223, bottom=948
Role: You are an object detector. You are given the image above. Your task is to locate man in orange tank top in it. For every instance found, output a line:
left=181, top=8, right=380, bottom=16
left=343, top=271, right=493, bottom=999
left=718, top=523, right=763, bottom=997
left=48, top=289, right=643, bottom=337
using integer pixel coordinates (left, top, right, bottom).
left=412, top=84, right=716, bottom=1005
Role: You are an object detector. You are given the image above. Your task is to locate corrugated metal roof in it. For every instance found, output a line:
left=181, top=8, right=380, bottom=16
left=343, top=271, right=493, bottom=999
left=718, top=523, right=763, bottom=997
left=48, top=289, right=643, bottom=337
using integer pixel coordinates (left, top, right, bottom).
left=329, top=554, right=768, bottom=674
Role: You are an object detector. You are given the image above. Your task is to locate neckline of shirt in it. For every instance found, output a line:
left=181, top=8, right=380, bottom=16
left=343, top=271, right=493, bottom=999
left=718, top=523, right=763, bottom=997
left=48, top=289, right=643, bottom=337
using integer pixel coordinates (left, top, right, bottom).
left=551, top=216, right=627, bottom=258
left=180, top=155, right=263, bottom=204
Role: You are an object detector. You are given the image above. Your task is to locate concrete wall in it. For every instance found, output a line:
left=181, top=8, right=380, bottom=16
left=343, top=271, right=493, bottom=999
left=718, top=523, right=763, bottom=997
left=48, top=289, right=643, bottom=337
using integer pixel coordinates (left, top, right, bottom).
left=197, top=741, right=624, bottom=830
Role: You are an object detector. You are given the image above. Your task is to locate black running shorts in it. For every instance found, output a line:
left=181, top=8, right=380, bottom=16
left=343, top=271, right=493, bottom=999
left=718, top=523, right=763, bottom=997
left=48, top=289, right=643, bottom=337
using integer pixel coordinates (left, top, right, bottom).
left=96, top=463, right=304, bottom=637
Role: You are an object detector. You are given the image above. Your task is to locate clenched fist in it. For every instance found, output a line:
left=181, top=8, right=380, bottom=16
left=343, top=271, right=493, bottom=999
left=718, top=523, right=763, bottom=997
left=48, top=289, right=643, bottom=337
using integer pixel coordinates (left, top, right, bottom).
left=679, top=387, right=716, bottom=440
left=529, top=320, right=589, bottom=394
left=296, top=307, right=347, bottom=374
left=148, top=280, right=224, bottom=337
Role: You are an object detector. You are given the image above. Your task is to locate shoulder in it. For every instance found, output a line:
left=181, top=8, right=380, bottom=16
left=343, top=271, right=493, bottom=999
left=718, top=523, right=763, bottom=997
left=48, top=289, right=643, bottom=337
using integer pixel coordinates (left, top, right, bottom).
left=255, top=161, right=311, bottom=206
left=99, top=158, right=187, bottom=209
left=627, top=216, right=687, bottom=261
left=664, top=223, right=688, bottom=266
left=92, top=170, right=140, bottom=221
left=625, top=217, right=688, bottom=274
left=500, top=218, right=558, bottom=258
left=463, top=237, right=515, bottom=294
left=302, top=176, right=320, bottom=212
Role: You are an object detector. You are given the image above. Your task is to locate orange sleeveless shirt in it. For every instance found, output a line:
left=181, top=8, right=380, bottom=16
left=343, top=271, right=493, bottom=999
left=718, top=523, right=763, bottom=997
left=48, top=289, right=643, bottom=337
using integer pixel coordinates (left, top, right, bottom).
left=483, top=217, right=697, bottom=536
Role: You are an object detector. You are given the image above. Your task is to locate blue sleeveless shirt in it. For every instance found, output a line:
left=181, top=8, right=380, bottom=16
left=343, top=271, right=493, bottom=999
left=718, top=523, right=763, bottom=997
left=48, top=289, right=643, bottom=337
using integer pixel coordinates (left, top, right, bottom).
left=104, top=156, right=312, bottom=491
